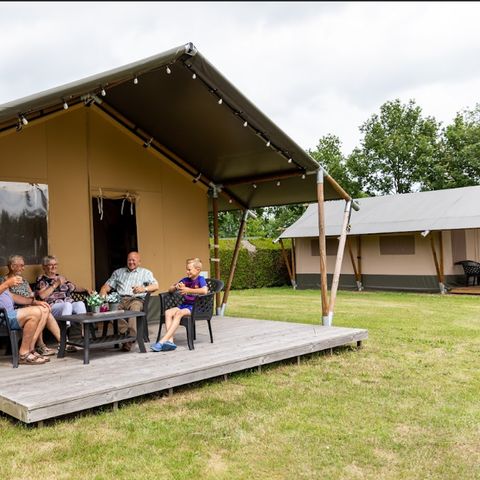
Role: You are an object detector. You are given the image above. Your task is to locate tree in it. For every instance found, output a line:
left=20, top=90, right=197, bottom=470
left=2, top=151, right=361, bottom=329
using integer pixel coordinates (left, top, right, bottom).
left=347, top=99, right=441, bottom=195
left=308, top=134, right=363, bottom=198
left=423, top=104, right=480, bottom=190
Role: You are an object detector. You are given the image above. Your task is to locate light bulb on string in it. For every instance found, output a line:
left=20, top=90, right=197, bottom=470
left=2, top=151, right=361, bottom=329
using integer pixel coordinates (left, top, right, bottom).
left=133, top=77, right=139, bottom=85
left=228, top=199, right=233, bottom=204
left=276, top=181, right=281, bottom=187
left=301, top=174, right=306, bottom=180
left=218, top=98, right=223, bottom=105
left=243, top=120, right=248, bottom=127
left=63, top=101, right=69, bottom=110
left=21, top=115, right=28, bottom=126
left=266, top=140, right=271, bottom=147
left=252, top=184, right=257, bottom=189
left=101, top=88, right=106, bottom=97
left=288, top=158, right=293, bottom=163
left=192, top=73, right=197, bottom=79
left=166, top=66, right=172, bottom=74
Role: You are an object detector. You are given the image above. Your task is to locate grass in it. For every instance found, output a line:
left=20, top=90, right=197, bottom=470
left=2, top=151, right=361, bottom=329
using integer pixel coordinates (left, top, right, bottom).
left=0, top=288, right=479, bottom=479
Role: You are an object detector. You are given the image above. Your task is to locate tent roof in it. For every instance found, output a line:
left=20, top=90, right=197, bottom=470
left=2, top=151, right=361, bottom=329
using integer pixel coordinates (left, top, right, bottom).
left=280, top=185, right=480, bottom=238
left=0, top=42, right=350, bottom=211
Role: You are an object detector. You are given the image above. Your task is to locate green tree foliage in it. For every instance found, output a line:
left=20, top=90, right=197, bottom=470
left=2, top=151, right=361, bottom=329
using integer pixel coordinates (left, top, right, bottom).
left=423, top=104, right=480, bottom=190
left=347, top=99, right=441, bottom=195
left=308, top=134, right=363, bottom=198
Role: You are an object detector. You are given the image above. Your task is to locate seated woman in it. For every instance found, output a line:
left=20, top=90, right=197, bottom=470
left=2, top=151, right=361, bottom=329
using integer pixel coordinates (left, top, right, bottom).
left=35, top=255, right=90, bottom=339
left=0, top=254, right=62, bottom=356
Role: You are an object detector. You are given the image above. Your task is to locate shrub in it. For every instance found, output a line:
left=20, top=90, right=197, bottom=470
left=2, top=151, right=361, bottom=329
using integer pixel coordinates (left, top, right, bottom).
left=210, top=238, right=292, bottom=289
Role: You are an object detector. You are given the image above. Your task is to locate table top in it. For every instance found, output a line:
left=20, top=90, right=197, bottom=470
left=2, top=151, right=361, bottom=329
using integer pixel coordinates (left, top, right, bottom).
left=56, top=310, right=145, bottom=324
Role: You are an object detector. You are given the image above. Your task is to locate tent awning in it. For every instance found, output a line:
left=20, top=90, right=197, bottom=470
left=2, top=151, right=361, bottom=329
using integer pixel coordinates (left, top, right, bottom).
left=0, top=42, right=352, bottom=211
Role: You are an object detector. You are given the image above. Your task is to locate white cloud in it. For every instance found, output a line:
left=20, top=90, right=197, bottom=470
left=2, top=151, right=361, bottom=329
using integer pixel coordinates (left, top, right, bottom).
left=1, top=1, right=480, bottom=155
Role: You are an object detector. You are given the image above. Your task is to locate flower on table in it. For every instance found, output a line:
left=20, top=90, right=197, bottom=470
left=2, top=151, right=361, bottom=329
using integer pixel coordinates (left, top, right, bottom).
left=106, top=291, right=121, bottom=304
left=86, top=291, right=104, bottom=307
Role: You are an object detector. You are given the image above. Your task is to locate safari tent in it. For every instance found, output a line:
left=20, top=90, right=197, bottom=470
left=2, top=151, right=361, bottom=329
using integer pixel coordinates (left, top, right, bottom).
left=0, top=42, right=355, bottom=321
left=279, top=186, right=480, bottom=293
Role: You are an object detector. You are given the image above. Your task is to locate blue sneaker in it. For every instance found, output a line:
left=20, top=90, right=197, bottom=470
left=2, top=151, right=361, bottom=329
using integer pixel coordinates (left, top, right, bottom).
left=162, top=341, right=177, bottom=351
left=150, top=342, right=164, bottom=352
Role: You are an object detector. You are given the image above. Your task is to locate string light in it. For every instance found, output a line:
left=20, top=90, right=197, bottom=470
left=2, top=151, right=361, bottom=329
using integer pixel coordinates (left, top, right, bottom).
left=302, top=174, right=306, bottom=180
left=192, top=73, right=197, bottom=79
left=276, top=181, right=281, bottom=186
left=133, top=77, right=139, bottom=84
left=288, top=158, right=293, bottom=163
left=218, top=98, right=223, bottom=105
left=63, top=101, right=69, bottom=110
left=20, top=115, right=28, bottom=125
left=143, top=137, right=153, bottom=148
left=101, top=88, right=106, bottom=97
left=266, top=140, right=271, bottom=147
left=166, top=66, right=172, bottom=74
left=252, top=183, right=257, bottom=189
left=243, top=120, right=248, bottom=127
left=228, top=198, right=233, bottom=203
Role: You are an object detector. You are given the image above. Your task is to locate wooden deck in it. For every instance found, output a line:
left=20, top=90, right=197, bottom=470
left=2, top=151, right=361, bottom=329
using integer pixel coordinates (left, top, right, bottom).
left=0, top=317, right=368, bottom=424
left=449, top=285, right=480, bottom=295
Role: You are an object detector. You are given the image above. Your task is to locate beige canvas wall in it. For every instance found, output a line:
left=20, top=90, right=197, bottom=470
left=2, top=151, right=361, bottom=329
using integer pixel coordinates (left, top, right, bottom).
left=0, top=106, right=210, bottom=291
left=295, top=230, right=478, bottom=276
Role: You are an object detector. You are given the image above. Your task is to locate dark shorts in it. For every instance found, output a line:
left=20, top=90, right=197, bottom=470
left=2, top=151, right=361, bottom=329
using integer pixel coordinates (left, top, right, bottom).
left=7, top=310, right=21, bottom=330
left=179, top=304, right=193, bottom=312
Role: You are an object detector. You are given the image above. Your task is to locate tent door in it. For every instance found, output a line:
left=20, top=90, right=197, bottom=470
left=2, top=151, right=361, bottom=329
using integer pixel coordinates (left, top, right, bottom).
left=92, top=198, right=138, bottom=291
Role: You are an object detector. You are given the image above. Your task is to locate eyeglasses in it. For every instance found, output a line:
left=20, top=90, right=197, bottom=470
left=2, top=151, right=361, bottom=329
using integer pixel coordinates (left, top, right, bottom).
left=47, top=263, right=58, bottom=267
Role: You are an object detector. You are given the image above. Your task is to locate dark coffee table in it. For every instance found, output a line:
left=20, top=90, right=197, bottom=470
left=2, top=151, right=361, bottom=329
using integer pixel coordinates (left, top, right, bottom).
left=56, top=310, right=146, bottom=364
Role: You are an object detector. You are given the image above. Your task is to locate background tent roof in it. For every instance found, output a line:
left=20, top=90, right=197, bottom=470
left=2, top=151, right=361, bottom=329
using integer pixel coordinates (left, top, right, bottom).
left=0, top=42, right=351, bottom=212
left=280, top=185, right=480, bottom=238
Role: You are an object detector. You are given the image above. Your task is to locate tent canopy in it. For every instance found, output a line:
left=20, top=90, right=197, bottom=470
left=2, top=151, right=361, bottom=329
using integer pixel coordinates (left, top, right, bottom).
left=0, top=42, right=351, bottom=211
left=280, top=185, right=480, bottom=238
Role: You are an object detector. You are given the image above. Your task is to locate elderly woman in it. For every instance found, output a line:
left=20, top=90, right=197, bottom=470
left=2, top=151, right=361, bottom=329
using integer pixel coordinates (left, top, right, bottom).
left=35, top=255, right=88, bottom=320
left=0, top=254, right=62, bottom=356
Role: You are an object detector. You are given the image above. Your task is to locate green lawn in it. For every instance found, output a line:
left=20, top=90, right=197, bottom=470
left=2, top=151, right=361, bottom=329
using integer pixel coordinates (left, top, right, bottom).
left=1, top=288, right=479, bottom=479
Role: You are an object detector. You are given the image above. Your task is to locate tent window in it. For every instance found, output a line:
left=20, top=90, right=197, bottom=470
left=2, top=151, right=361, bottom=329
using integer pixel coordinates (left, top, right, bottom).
left=0, top=182, right=48, bottom=265
left=311, top=238, right=338, bottom=256
left=379, top=235, right=415, bottom=255
left=451, top=230, right=466, bottom=263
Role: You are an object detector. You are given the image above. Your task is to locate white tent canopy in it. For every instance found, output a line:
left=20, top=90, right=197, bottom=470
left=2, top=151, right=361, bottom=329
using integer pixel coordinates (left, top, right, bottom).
left=280, top=185, right=480, bottom=239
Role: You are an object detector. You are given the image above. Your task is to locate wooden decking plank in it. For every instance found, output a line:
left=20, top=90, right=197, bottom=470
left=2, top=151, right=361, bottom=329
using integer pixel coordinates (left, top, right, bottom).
left=0, top=317, right=368, bottom=423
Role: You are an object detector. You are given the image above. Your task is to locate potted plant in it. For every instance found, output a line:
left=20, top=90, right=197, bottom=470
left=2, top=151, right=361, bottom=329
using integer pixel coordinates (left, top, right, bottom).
left=86, top=291, right=104, bottom=313
left=106, top=291, right=121, bottom=311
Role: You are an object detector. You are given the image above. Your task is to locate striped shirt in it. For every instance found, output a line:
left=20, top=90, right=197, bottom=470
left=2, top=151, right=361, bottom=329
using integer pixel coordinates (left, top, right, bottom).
left=106, top=267, right=157, bottom=298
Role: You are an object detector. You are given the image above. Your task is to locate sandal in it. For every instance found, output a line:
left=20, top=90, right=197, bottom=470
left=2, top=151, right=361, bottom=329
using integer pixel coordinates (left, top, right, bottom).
left=36, top=344, right=57, bottom=356
left=19, top=352, right=47, bottom=365
left=32, top=351, right=50, bottom=362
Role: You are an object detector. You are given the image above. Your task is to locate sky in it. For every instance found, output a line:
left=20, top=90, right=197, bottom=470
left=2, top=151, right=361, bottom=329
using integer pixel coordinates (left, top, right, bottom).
left=1, top=1, right=480, bottom=155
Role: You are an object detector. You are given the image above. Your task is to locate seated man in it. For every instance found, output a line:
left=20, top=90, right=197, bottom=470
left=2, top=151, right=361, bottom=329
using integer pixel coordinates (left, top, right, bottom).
left=0, top=276, right=51, bottom=365
left=99, top=251, right=158, bottom=351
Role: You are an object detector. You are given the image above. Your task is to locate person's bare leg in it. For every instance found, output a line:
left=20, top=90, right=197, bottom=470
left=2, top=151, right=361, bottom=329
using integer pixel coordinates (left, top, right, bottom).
left=164, top=308, right=179, bottom=332
left=161, top=309, right=190, bottom=343
left=16, top=310, right=40, bottom=356
left=31, top=306, right=48, bottom=351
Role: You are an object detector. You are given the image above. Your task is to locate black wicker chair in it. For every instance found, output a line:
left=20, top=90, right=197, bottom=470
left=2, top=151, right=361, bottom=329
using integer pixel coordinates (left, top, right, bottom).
left=156, top=278, right=224, bottom=350
left=0, top=307, right=22, bottom=368
left=454, top=260, right=480, bottom=286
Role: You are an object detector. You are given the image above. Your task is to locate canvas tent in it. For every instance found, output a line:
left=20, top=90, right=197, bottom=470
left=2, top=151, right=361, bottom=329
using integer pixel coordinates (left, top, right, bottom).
left=280, top=186, right=480, bottom=292
left=0, top=42, right=355, bottom=321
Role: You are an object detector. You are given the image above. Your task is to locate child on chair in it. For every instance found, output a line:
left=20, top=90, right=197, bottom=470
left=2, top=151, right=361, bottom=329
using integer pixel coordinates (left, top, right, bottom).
left=151, top=258, right=208, bottom=352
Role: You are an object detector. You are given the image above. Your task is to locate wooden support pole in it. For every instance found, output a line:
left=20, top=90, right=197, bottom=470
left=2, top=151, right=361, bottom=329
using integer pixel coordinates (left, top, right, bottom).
left=357, top=236, right=362, bottom=286
left=439, top=231, right=445, bottom=284
left=327, top=200, right=352, bottom=323
left=316, top=169, right=329, bottom=323
left=429, top=232, right=446, bottom=293
left=279, top=238, right=296, bottom=289
left=220, top=209, right=248, bottom=315
left=347, top=238, right=360, bottom=282
left=212, top=191, right=221, bottom=313
left=291, top=239, right=296, bottom=285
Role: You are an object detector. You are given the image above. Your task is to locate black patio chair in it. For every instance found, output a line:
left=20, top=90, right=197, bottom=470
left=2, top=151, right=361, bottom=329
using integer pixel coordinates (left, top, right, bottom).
left=156, top=278, right=224, bottom=350
left=0, top=307, right=22, bottom=368
left=454, top=260, right=480, bottom=286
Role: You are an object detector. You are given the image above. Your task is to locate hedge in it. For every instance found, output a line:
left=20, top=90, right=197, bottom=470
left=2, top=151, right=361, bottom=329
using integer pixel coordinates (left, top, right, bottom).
left=209, top=238, right=292, bottom=289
